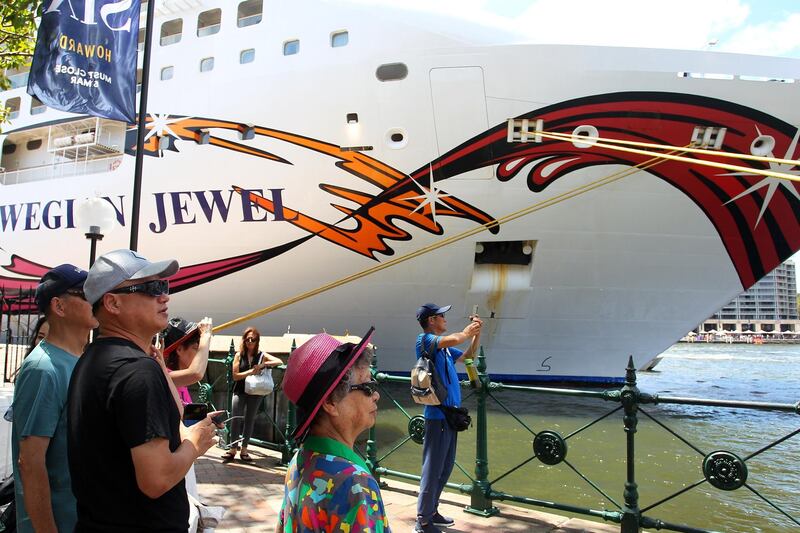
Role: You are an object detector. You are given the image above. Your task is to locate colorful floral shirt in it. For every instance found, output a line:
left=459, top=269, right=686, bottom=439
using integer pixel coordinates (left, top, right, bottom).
left=277, top=436, right=391, bottom=533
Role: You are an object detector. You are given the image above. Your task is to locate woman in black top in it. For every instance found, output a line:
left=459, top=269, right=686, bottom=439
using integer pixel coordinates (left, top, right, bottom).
left=223, top=327, right=281, bottom=461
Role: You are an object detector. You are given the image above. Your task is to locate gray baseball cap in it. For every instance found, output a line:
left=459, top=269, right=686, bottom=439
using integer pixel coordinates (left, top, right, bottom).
left=84, top=249, right=179, bottom=305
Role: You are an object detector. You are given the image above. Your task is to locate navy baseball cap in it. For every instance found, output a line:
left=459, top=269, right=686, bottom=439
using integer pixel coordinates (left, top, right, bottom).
left=35, top=264, right=88, bottom=312
left=416, top=302, right=451, bottom=321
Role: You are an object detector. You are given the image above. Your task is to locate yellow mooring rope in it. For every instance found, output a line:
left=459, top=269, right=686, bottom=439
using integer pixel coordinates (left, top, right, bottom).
left=539, top=130, right=800, bottom=167
left=538, top=131, right=800, bottom=182
left=212, top=149, right=685, bottom=333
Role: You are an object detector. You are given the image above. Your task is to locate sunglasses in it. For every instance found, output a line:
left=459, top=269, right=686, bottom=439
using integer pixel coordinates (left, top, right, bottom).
left=109, top=279, right=169, bottom=297
left=349, top=380, right=379, bottom=396
left=245, top=338, right=258, bottom=343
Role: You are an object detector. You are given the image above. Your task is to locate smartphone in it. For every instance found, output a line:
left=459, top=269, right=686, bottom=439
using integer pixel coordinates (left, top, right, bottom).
left=183, top=403, right=208, bottom=426
left=211, top=411, right=230, bottom=425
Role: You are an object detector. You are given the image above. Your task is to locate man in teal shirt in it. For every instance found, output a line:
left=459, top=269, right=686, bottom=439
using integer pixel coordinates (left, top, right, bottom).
left=12, top=264, right=98, bottom=532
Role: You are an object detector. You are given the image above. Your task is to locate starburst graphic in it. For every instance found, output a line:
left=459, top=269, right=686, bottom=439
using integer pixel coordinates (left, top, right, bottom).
left=408, top=164, right=453, bottom=224
left=143, top=113, right=189, bottom=142
left=723, top=128, right=800, bottom=227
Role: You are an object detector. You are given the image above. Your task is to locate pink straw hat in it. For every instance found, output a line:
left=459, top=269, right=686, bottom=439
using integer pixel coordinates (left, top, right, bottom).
left=283, top=327, right=375, bottom=440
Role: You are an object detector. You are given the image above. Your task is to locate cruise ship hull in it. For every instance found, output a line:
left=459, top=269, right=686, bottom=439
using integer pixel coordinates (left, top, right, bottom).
left=2, top=3, right=799, bottom=382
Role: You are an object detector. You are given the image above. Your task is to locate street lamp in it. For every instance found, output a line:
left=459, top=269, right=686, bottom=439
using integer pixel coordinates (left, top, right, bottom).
left=76, top=197, right=117, bottom=267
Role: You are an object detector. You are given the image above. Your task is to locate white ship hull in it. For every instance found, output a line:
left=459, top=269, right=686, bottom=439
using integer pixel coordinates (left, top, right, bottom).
left=2, top=1, right=800, bottom=382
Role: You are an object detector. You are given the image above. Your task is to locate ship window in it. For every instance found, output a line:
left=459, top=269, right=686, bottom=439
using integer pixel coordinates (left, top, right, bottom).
left=474, top=240, right=534, bottom=266
left=2, top=143, right=16, bottom=155
left=26, top=139, right=42, bottom=151
left=160, top=19, right=182, bottom=46
left=200, top=57, right=215, bottom=72
left=160, top=66, right=174, bottom=80
left=197, top=9, right=221, bottom=37
left=30, top=97, right=46, bottom=115
left=7, top=69, right=29, bottom=89
left=5, top=97, right=21, bottom=119
left=237, top=0, right=262, bottom=28
left=283, top=39, right=299, bottom=56
left=240, top=48, right=255, bottom=64
left=376, top=63, right=408, bottom=81
left=331, top=30, right=349, bottom=47
left=138, top=27, right=145, bottom=52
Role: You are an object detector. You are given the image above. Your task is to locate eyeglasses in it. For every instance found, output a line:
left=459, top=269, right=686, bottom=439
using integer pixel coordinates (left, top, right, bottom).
left=109, top=279, right=169, bottom=297
left=349, top=380, right=379, bottom=396
left=245, top=338, right=257, bottom=343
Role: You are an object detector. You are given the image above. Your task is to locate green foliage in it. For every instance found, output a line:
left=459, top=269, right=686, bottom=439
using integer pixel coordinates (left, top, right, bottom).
left=1, top=1, right=37, bottom=125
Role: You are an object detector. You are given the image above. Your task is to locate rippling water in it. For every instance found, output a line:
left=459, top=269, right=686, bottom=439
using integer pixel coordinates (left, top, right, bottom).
left=370, top=344, right=799, bottom=532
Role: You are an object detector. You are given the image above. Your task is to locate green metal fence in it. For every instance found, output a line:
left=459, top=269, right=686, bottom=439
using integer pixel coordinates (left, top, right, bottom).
left=202, top=339, right=298, bottom=465
left=367, top=348, right=799, bottom=533
left=197, top=344, right=799, bottom=532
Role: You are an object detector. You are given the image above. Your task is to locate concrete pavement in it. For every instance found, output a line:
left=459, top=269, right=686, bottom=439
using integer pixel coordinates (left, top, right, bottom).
left=196, top=445, right=620, bottom=532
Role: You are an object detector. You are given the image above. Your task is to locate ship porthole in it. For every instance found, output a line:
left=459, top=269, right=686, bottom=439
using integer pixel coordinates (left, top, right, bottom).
left=571, top=125, right=598, bottom=148
left=385, top=128, right=408, bottom=149
left=750, top=134, right=775, bottom=156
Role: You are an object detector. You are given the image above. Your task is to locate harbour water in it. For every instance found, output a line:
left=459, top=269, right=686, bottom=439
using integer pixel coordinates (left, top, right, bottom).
left=371, top=344, right=799, bottom=532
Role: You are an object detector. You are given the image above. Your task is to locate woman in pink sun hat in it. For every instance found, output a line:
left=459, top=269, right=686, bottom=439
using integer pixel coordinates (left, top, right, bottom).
left=276, top=327, right=391, bottom=532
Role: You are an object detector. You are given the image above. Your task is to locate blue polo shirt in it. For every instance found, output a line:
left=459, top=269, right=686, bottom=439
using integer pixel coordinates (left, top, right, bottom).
left=416, top=333, right=463, bottom=420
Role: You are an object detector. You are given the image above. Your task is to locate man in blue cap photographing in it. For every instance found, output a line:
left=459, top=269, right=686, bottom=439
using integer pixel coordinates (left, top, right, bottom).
left=414, top=302, right=482, bottom=533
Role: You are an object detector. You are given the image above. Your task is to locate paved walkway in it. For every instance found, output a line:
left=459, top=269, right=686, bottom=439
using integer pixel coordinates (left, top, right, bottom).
left=196, top=445, right=620, bottom=532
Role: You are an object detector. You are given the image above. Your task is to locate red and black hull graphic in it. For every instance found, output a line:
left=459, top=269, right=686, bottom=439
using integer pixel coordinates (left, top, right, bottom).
left=386, top=91, right=800, bottom=289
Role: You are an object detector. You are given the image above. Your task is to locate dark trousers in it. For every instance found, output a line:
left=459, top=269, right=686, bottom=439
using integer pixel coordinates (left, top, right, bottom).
left=417, top=418, right=457, bottom=523
left=231, top=392, right=262, bottom=447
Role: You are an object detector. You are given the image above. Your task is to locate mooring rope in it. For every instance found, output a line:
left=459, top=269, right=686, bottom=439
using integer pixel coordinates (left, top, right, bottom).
left=538, top=129, right=799, bottom=167
left=212, top=149, right=684, bottom=333
left=538, top=130, right=799, bottom=182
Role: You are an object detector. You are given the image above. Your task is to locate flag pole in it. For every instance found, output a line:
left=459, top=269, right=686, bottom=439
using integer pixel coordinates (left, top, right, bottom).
left=129, top=0, right=157, bottom=251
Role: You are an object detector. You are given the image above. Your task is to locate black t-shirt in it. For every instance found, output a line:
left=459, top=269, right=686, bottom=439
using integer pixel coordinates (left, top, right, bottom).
left=67, top=337, right=188, bottom=532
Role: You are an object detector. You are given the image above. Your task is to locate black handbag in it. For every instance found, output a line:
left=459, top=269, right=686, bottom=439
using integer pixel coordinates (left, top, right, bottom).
left=438, top=405, right=471, bottom=431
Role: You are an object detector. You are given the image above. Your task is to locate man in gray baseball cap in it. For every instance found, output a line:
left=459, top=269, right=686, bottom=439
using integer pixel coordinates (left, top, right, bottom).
left=67, top=249, right=219, bottom=531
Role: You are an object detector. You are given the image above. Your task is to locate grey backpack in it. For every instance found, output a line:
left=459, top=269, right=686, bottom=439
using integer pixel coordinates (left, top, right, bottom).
left=410, top=337, right=448, bottom=405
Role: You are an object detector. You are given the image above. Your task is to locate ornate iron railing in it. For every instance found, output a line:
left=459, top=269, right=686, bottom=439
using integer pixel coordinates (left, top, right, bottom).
left=366, top=348, right=799, bottom=533
left=196, top=343, right=799, bottom=532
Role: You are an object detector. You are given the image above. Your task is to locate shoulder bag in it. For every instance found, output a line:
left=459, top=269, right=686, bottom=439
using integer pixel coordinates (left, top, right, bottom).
left=244, top=352, right=274, bottom=396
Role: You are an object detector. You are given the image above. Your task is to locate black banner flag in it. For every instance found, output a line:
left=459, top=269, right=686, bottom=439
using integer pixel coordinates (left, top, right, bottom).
left=27, top=1, right=142, bottom=123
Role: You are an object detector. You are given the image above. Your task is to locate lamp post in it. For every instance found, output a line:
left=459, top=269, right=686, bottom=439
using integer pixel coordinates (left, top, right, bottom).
left=76, top=197, right=117, bottom=267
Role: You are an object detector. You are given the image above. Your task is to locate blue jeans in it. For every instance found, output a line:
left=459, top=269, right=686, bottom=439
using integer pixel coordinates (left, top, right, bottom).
left=417, top=418, right=457, bottom=523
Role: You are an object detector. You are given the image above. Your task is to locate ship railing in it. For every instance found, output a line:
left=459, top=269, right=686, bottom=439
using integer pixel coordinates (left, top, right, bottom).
left=0, top=153, right=123, bottom=186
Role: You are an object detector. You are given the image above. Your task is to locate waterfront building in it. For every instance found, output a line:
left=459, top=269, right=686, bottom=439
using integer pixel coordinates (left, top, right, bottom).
left=698, top=261, right=800, bottom=334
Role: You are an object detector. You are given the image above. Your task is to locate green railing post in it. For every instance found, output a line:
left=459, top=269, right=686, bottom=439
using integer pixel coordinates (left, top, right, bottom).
left=222, top=339, right=235, bottom=448
left=366, top=345, right=380, bottom=482
left=620, top=356, right=642, bottom=533
left=282, top=339, right=298, bottom=464
left=466, top=346, right=499, bottom=517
